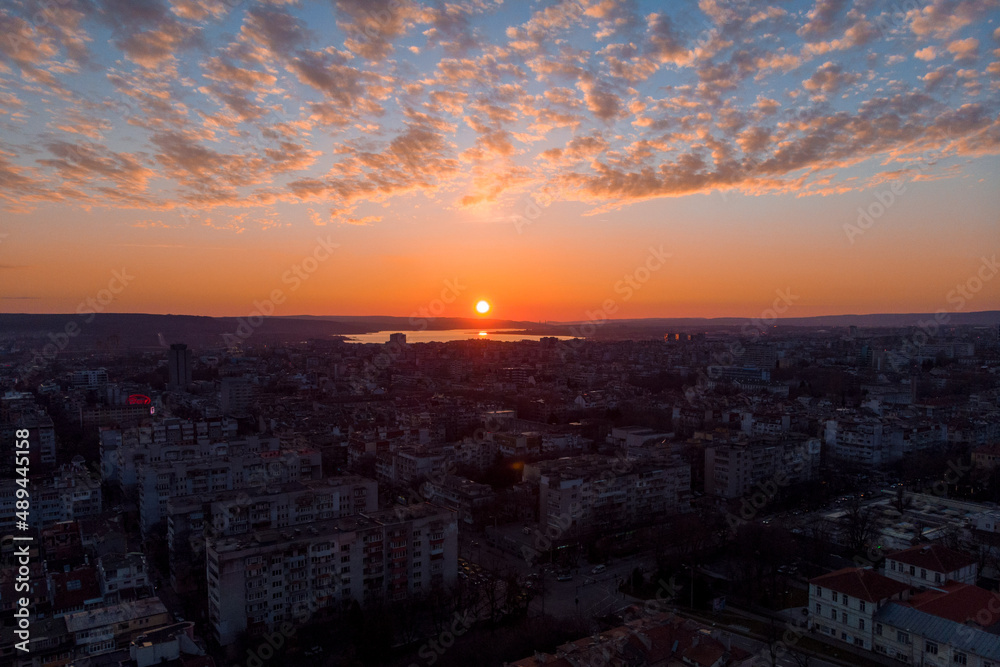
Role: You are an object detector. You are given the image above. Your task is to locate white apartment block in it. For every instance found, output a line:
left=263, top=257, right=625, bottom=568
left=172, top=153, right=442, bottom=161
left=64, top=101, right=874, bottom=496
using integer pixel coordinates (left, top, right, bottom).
left=825, top=419, right=892, bottom=467
left=884, top=543, right=978, bottom=589
left=206, top=503, right=457, bottom=646
left=873, top=586, right=1000, bottom=666
left=534, top=454, right=691, bottom=536
left=809, top=567, right=910, bottom=650
left=97, top=552, right=149, bottom=600
left=704, top=437, right=820, bottom=499
left=138, top=448, right=321, bottom=534
left=99, top=419, right=246, bottom=489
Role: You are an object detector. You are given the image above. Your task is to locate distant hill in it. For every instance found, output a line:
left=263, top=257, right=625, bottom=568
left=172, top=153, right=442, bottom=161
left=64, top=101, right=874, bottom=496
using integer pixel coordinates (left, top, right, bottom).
left=1, top=310, right=996, bottom=351
left=0, top=313, right=374, bottom=351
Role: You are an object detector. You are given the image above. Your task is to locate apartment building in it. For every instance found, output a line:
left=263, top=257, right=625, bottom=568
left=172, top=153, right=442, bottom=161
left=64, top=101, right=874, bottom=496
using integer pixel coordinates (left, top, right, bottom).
left=884, top=543, right=979, bottom=589
left=704, top=437, right=820, bottom=499
left=872, top=583, right=1000, bottom=665
left=137, top=448, right=322, bottom=534
left=205, top=503, right=457, bottom=645
left=531, top=454, right=691, bottom=537
left=809, top=567, right=910, bottom=649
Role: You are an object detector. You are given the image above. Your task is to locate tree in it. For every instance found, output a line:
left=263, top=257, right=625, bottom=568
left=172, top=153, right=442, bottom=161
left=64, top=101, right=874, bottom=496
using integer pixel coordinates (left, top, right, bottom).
left=843, top=496, right=878, bottom=556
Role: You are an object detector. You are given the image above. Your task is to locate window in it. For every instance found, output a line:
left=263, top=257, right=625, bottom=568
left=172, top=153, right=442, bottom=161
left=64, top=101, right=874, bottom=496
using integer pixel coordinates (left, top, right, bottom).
left=832, top=592, right=838, bottom=602
left=875, top=624, right=882, bottom=636
left=816, top=603, right=822, bottom=614
left=953, top=653, right=967, bottom=665
left=859, top=619, right=865, bottom=630
left=909, top=566, right=916, bottom=575
left=890, top=561, right=896, bottom=571
left=859, top=600, right=866, bottom=612
left=935, top=573, right=942, bottom=583
left=925, top=641, right=938, bottom=655
left=816, top=586, right=823, bottom=598
left=842, top=612, right=848, bottom=623
left=831, top=609, right=837, bottom=620
left=921, top=569, right=927, bottom=580
left=897, top=631, right=909, bottom=644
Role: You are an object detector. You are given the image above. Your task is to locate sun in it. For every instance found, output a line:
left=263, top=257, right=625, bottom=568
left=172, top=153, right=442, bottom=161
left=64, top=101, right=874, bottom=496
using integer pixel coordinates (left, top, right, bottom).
left=475, top=300, right=491, bottom=314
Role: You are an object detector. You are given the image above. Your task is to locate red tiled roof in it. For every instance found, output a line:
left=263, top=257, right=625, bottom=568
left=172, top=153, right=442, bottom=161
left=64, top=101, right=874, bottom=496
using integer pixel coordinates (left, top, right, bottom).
left=685, top=641, right=726, bottom=667
left=50, top=566, right=102, bottom=612
left=810, top=567, right=910, bottom=602
left=905, top=582, right=1000, bottom=628
left=888, top=543, right=977, bottom=573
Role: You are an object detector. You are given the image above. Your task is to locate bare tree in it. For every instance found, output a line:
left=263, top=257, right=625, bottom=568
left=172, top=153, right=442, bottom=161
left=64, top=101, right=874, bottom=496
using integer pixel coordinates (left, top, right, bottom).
left=843, top=496, right=878, bottom=555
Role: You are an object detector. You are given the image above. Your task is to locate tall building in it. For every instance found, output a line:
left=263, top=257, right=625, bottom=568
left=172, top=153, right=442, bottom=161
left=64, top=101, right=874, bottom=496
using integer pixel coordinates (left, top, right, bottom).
left=388, top=332, right=407, bottom=346
left=168, top=343, right=192, bottom=391
left=529, top=453, right=691, bottom=537
left=220, top=377, right=254, bottom=416
left=137, top=447, right=322, bottom=534
left=206, top=503, right=458, bottom=645
left=71, top=369, right=109, bottom=390
left=704, top=437, right=820, bottom=499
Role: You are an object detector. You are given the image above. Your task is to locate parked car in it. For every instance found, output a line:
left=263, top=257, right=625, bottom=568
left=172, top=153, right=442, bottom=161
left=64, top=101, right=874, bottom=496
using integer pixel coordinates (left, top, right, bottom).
left=591, top=564, right=606, bottom=574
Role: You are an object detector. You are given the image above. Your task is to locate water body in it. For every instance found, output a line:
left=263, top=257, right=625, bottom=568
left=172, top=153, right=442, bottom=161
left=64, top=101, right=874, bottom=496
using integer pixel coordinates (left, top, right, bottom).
left=344, top=329, right=576, bottom=344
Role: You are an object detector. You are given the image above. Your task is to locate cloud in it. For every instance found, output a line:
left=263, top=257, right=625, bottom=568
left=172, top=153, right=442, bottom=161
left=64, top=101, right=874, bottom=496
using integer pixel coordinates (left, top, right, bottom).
left=906, top=0, right=998, bottom=39
left=0, top=0, right=998, bottom=222
left=802, top=61, right=860, bottom=95
left=947, top=37, right=980, bottom=62
left=798, top=0, right=848, bottom=41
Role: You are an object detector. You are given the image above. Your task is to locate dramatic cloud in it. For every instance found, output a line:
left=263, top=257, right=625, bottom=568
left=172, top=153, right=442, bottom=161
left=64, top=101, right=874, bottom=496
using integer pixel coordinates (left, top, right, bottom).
left=0, top=0, right=996, bottom=223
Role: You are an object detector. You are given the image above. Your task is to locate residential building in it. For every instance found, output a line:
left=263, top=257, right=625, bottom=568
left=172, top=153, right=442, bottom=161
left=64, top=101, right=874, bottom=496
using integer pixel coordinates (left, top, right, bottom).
left=205, top=503, right=457, bottom=646
left=809, top=567, right=911, bottom=649
left=884, top=543, right=979, bottom=589
left=704, top=437, right=820, bottom=499
left=872, top=584, right=1000, bottom=665
left=62, top=598, right=171, bottom=657
left=531, top=453, right=691, bottom=537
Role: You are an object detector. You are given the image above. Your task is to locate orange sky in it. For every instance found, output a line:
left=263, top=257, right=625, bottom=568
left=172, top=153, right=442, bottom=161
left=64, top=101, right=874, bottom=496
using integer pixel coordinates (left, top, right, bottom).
left=1, top=0, right=999, bottom=321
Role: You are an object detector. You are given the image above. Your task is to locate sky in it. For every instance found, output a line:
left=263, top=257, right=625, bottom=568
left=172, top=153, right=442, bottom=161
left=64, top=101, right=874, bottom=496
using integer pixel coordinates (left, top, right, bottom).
left=1, top=0, right=999, bottom=322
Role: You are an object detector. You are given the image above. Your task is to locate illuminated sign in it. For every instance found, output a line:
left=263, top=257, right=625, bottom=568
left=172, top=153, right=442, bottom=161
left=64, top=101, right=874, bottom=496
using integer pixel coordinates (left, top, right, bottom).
left=127, top=394, right=151, bottom=405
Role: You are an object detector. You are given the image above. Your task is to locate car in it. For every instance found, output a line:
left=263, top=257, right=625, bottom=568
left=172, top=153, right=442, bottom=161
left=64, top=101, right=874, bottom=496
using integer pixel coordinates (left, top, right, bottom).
left=591, top=565, right=606, bottom=574
left=557, top=573, right=572, bottom=581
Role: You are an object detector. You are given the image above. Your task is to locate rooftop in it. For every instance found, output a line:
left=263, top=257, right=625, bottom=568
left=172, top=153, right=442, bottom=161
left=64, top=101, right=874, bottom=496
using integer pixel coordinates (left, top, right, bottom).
left=887, top=543, right=978, bottom=573
left=810, top=567, right=910, bottom=602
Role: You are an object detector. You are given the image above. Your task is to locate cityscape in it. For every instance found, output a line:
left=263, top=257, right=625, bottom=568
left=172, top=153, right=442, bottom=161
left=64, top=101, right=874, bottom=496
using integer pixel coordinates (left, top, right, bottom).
left=2, top=1, right=1000, bottom=667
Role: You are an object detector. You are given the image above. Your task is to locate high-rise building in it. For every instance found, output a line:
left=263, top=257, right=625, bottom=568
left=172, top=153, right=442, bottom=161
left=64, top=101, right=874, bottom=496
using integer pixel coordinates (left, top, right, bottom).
left=168, top=343, right=192, bottom=391
left=388, top=332, right=407, bottom=346
left=220, top=377, right=254, bottom=416
left=206, top=503, right=457, bottom=645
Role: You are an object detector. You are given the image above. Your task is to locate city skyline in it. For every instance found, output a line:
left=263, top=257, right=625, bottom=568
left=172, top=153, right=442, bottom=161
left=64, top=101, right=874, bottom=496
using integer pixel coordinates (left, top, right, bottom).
left=1, top=0, right=999, bottom=320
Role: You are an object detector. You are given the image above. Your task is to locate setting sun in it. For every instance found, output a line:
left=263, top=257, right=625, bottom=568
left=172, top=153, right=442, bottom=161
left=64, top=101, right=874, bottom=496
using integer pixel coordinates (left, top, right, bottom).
left=475, top=300, right=491, bottom=314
